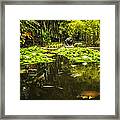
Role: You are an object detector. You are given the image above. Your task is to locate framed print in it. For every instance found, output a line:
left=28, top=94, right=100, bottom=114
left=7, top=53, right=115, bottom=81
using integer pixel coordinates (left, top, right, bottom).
left=0, top=0, right=119, bottom=119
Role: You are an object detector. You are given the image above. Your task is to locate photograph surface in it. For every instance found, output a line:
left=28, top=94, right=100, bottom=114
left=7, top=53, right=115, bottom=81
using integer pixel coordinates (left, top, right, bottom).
left=20, top=20, right=100, bottom=100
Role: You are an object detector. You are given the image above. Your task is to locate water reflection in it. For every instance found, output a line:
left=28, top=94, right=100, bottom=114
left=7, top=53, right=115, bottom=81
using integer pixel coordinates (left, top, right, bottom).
left=20, top=54, right=100, bottom=100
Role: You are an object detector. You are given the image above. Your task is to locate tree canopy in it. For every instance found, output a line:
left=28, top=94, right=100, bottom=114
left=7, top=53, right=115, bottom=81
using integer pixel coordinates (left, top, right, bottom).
left=20, top=20, right=100, bottom=47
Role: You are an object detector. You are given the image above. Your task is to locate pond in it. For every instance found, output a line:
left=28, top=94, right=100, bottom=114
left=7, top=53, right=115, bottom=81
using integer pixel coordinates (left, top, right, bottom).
left=20, top=53, right=100, bottom=100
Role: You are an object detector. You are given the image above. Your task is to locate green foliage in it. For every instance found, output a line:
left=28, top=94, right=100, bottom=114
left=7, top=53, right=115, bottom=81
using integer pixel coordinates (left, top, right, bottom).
left=57, top=47, right=100, bottom=64
left=20, top=46, right=55, bottom=65
left=41, top=30, right=51, bottom=43
left=20, top=20, right=52, bottom=47
left=59, top=20, right=71, bottom=39
left=20, top=20, right=100, bottom=47
left=47, top=42, right=63, bottom=48
left=67, top=20, right=100, bottom=46
left=20, top=45, right=100, bottom=66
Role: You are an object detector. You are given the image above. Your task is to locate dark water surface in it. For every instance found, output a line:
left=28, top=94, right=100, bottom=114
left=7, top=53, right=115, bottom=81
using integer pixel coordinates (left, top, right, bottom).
left=20, top=54, right=100, bottom=100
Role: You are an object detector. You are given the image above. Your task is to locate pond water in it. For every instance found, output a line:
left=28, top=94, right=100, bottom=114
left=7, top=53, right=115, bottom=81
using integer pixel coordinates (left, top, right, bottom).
left=20, top=54, right=100, bottom=100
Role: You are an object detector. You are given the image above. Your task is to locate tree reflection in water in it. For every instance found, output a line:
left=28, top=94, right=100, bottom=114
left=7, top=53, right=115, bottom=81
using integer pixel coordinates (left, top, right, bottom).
left=20, top=55, right=100, bottom=100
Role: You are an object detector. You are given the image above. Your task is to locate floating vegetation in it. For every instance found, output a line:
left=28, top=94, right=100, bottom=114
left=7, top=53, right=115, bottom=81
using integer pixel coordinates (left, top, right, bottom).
left=20, top=46, right=55, bottom=65
left=20, top=46, right=100, bottom=65
left=56, top=47, right=100, bottom=64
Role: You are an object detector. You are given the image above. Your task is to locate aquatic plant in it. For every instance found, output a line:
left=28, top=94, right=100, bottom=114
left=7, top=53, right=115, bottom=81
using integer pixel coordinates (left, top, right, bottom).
left=20, top=46, right=55, bottom=65
left=56, top=47, right=100, bottom=64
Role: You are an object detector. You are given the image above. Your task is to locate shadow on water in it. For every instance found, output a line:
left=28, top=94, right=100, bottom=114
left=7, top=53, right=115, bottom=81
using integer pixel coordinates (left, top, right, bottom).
left=20, top=54, right=100, bottom=100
